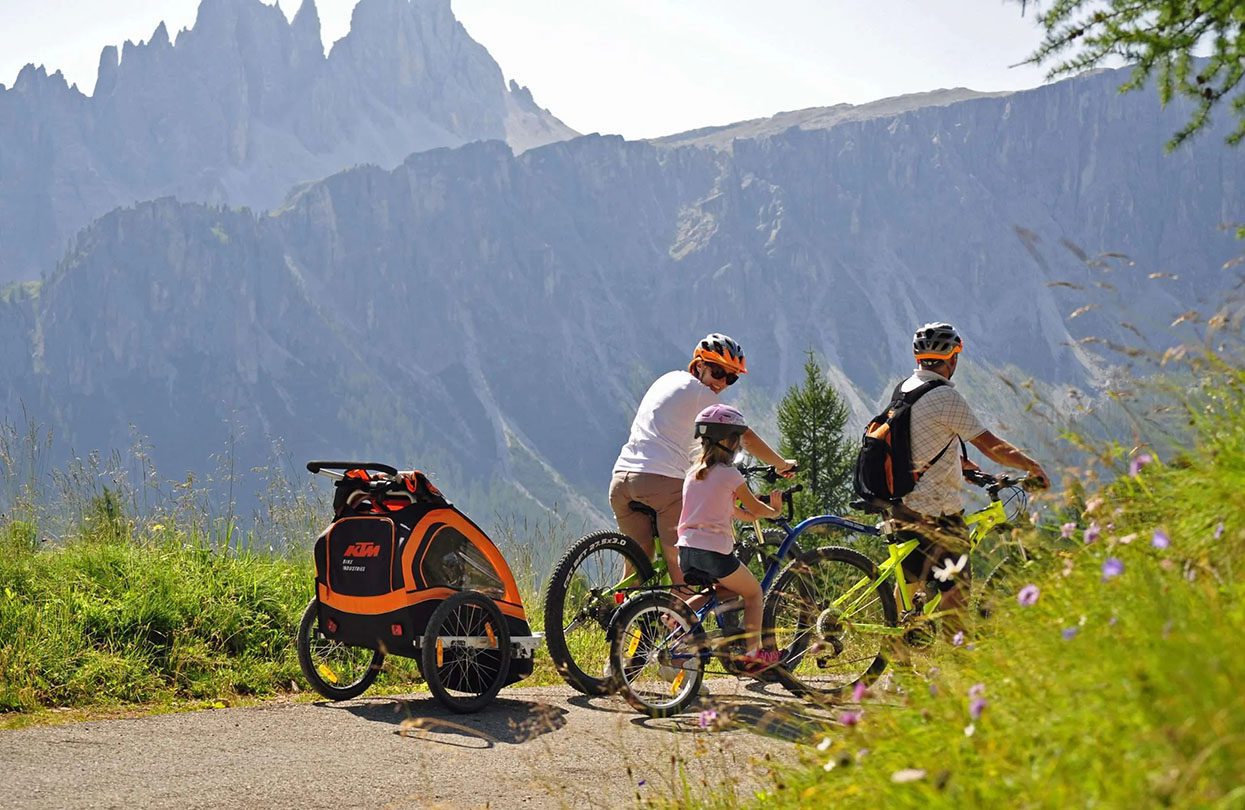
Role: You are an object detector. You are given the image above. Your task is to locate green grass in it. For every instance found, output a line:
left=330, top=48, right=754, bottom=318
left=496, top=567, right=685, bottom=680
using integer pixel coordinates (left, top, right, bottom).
left=724, top=367, right=1245, bottom=808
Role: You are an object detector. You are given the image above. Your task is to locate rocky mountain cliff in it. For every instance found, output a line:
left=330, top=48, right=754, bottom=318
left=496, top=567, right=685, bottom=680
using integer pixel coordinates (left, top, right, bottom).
left=2, top=65, right=1241, bottom=530
left=0, top=0, right=576, bottom=283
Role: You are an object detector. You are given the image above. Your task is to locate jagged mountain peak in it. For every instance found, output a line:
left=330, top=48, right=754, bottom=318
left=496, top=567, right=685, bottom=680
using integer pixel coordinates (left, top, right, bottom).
left=0, top=0, right=578, bottom=283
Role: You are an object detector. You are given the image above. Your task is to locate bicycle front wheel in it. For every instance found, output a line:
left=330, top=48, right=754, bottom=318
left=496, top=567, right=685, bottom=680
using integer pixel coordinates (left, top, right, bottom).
left=764, top=546, right=897, bottom=699
left=609, top=592, right=706, bottom=718
left=543, top=531, right=657, bottom=696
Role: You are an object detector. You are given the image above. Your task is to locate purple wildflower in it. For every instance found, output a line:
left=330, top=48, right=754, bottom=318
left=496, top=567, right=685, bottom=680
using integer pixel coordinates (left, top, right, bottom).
left=852, top=680, right=867, bottom=703
left=1102, top=557, right=1124, bottom=580
left=1084, top=523, right=1101, bottom=544
left=1108, top=615, right=1119, bottom=626
left=697, top=709, right=718, bottom=729
left=969, top=697, right=987, bottom=720
left=1061, top=626, right=1079, bottom=640
left=1152, top=529, right=1170, bottom=549
left=1128, top=453, right=1153, bottom=477
left=1017, top=584, right=1040, bottom=606
left=1060, top=522, right=1077, bottom=539
left=952, top=630, right=965, bottom=647
left=968, top=683, right=986, bottom=699
left=1214, top=522, right=1225, bottom=540
left=839, top=710, right=862, bottom=727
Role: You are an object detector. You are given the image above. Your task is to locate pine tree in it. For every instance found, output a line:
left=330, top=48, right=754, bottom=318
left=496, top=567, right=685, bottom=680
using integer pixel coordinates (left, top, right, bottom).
left=1019, top=0, right=1245, bottom=149
left=776, top=351, right=854, bottom=519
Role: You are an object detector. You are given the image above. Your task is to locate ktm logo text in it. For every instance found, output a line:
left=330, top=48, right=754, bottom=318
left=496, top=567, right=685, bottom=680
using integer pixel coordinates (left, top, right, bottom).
left=343, top=542, right=382, bottom=558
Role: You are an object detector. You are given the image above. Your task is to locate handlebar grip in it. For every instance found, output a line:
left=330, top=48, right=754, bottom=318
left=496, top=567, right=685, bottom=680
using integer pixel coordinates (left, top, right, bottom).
left=785, top=484, right=804, bottom=495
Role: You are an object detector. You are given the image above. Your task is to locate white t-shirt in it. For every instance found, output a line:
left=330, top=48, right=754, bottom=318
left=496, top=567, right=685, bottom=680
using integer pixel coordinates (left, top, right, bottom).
left=613, top=370, right=720, bottom=480
left=900, top=369, right=987, bottom=517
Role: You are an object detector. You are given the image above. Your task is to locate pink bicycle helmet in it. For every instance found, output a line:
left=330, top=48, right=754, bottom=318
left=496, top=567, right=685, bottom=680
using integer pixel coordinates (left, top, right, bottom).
left=694, top=404, right=748, bottom=442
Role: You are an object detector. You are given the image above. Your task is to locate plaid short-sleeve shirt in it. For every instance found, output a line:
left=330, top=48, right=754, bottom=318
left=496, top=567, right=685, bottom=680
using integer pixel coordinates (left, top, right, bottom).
left=898, top=369, right=986, bottom=516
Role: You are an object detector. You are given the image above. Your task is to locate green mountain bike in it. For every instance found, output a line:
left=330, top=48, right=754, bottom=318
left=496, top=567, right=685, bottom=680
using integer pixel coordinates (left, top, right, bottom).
left=763, top=470, right=1035, bottom=698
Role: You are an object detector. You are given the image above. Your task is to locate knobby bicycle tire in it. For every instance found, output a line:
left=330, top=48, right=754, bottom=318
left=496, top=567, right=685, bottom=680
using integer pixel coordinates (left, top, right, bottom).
left=543, top=530, right=656, bottom=696
left=763, top=546, right=897, bottom=699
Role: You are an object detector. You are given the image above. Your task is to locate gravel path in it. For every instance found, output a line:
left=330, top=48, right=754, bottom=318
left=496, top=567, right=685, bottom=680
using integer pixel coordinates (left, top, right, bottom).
left=0, top=682, right=830, bottom=809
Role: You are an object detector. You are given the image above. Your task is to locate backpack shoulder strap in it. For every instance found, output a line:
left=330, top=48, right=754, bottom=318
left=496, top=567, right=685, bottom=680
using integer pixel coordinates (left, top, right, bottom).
left=899, top=377, right=948, bottom=405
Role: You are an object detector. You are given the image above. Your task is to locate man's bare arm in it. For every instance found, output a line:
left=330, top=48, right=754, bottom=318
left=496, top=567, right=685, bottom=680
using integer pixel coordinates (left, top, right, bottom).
left=970, top=430, right=1049, bottom=487
left=741, top=428, right=797, bottom=475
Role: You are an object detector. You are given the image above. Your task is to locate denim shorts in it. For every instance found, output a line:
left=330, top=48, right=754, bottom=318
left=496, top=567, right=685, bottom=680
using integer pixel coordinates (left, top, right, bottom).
left=678, top=546, right=741, bottom=585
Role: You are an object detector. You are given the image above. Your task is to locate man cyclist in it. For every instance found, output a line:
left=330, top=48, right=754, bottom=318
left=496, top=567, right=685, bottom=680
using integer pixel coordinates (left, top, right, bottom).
left=892, top=322, right=1049, bottom=624
left=610, top=333, right=795, bottom=586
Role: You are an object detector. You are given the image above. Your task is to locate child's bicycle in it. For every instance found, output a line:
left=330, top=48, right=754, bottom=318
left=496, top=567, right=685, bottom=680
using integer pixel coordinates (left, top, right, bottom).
left=296, top=461, right=542, bottom=713
left=606, top=468, right=1035, bottom=715
left=542, top=468, right=796, bottom=696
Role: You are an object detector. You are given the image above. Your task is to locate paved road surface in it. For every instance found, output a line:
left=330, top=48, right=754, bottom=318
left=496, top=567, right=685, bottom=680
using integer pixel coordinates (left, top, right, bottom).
left=1, top=682, right=831, bottom=809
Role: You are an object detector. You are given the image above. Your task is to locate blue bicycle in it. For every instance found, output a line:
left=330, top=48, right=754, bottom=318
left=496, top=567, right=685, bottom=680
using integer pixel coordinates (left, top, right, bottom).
left=606, top=466, right=889, bottom=717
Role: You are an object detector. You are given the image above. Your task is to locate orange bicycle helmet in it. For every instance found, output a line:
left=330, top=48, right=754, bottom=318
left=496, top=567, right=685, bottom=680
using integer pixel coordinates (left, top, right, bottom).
left=689, top=333, right=748, bottom=376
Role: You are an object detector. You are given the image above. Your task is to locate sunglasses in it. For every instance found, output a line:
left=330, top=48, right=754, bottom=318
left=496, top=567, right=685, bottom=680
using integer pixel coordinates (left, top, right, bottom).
left=705, top=364, right=738, bottom=385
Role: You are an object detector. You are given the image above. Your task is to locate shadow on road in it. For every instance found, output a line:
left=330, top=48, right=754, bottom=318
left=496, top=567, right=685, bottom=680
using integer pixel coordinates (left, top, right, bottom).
left=566, top=681, right=835, bottom=745
left=323, top=696, right=568, bottom=748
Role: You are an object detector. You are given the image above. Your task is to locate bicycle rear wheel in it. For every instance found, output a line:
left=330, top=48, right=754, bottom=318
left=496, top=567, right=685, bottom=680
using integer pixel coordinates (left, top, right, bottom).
left=764, top=546, right=896, bottom=699
left=609, top=591, right=706, bottom=718
left=543, top=531, right=656, bottom=696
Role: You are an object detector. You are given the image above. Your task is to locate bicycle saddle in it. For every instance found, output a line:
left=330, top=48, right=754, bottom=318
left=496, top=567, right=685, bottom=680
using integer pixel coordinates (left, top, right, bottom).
left=682, top=569, right=719, bottom=587
left=627, top=500, right=658, bottom=519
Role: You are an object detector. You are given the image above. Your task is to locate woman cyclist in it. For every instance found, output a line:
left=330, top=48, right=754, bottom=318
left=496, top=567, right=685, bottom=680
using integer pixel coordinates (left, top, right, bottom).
left=676, top=404, right=784, bottom=671
left=609, top=333, right=794, bottom=586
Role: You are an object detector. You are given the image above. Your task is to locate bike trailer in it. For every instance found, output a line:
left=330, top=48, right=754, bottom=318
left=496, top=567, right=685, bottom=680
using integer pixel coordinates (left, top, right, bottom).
left=309, top=461, right=539, bottom=687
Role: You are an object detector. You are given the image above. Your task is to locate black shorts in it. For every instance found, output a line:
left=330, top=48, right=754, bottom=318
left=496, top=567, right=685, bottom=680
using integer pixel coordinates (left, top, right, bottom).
left=891, top=510, right=971, bottom=592
left=678, top=546, right=741, bottom=585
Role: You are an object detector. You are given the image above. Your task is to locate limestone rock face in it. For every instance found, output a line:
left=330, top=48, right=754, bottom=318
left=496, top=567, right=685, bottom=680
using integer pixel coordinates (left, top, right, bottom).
left=1, top=65, right=1241, bottom=525
left=0, top=0, right=577, bottom=282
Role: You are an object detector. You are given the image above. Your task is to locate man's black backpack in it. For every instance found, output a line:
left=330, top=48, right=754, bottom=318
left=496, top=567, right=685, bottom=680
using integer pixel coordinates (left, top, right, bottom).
left=853, top=379, right=957, bottom=505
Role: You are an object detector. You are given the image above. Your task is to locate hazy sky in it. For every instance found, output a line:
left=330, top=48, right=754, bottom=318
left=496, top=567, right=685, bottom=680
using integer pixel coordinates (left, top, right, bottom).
left=0, top=0, right=1055, bottom=139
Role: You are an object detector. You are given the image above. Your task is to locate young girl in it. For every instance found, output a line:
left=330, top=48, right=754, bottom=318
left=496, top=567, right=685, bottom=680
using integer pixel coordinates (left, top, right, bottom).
left=676, top=404, right=784, bottom=671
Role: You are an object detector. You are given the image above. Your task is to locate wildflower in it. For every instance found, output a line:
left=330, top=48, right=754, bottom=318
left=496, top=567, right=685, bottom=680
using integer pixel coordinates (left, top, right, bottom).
left=1214, top=522, right=1225, bottom=540
left=951, top=631, right=965, bottom=647
left=1118, top=533, right=1136, bottom=545
left=852, top=680, right=867, bottom=703
left=891, top=769, right=927, bottom=784
left=929, top=682, right=938, bottom=697
left=816, top=737, right=832, bottom=752
left=1102, top=557, right=1124, bottom=580
left=1160, top=559, right=1175, bottom=571
left=1084, top=523, right=1101, bottom=544
left=932, top=554, right=968, bottom=583
left=1062, top=626, right=1079, bottom=640
left=1061, top=558, right=1075, bottom=577
left=968, top=683, right=985, bottom=699
left=1108, top=615, right=1118, bottom=626
left=697, top=709, right=718, bottom=729
left=839, top=710, right=862, bottom=727
left=1128, top=453, right=1153, bottom=476
left=1085, top=496, right=1104, bottom=513
left=969, top=697, right=987, bottom=720
left=964, top=724, right=975, bottom=737
left=823, top=760, right=836, bottom=772
left=1017, top=584, right=1040, bottom=606
left=1060, top=522, right=1077, bottom=539
left=1152, top=529, right=1170, bottom=549
left=1030, top=510, right=1040, bottom=526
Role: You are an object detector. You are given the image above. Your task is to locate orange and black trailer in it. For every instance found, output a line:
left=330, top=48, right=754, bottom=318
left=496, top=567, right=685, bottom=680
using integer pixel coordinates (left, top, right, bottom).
left=296, top=461, right=542, bottom=713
